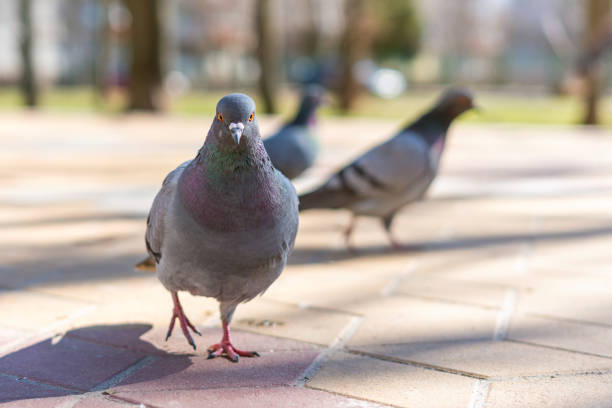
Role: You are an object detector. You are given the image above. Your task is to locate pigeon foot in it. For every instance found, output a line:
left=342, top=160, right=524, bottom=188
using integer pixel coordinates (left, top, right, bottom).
left=207, top=342, right=260, bottom=362
left=389, top=238, right=410, bottom=251
left=206, top=320, right=260, bottom=362
left=166, top=291, right=202, bottom=350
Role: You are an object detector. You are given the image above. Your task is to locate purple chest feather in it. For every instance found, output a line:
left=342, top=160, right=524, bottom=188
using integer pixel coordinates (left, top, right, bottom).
left=178, top=161, right=282, bottom=232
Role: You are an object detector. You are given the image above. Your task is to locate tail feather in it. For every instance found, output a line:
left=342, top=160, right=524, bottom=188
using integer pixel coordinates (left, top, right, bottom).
left=134, top=256, right=156, bottom=272
left=299, top=187, right=354, bottom=211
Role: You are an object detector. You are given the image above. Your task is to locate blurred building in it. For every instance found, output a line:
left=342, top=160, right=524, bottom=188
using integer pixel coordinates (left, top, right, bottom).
left=0, top=0, right=608, bottom=91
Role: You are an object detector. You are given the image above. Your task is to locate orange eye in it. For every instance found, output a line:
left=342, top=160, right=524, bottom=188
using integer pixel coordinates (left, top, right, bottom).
left=217, top=113, right=223, bottom=122
left=249, top=113, right=254, bottom=122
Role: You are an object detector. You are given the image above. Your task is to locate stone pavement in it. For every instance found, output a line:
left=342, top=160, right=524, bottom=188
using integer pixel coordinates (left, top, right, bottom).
left=1, top=112, right=612, bottom=407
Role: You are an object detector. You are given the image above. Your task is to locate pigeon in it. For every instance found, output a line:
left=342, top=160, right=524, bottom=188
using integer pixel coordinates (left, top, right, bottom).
left=140, top=93, right=299, bottom=362
left=263, top=85, right=324, bottom=179
left=298, top=88, right=475, bottom=249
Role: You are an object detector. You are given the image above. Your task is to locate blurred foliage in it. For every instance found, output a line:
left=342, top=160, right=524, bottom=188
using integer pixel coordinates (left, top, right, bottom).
left=1, top=87, right=610, bottom=127
left=370, top=0, right=421, bottom=60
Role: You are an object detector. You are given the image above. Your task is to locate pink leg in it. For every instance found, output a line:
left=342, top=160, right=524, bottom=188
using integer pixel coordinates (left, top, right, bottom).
left=385, top=231, right=409, bottom=250
left=166, top=291, right=202, bottom=350
left=343, top=215, right=357, bottom=250
left=207, top=320, right=260, bottom=363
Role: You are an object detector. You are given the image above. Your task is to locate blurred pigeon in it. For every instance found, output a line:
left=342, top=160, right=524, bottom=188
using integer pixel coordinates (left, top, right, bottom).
left=140, top=94, right=299, bottom=362
left=263, top=86, right=324, bottom=179
left=298, top=88, right=475, bottom=249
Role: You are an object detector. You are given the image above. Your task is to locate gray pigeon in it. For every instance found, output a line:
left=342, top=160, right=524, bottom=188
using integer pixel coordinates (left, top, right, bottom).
left=141, top=93, right=299, bottom=362
left=263, top=86, right=324, bottom=179
left=299, top=88, right=475, bottom=249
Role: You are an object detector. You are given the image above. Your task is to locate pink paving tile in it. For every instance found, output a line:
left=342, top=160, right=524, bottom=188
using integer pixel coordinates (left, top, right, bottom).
left=112, top=386, right=388, bottom=408
left=72, top=395, right=131, bottom=407
left=0, top=396, right=72, bottom=408
left=0, top=336, right=146, bottom=391
left=64, top=323, right=162, bottom=355
left=158, top=327, right=321, bottom=355
left=113, top=351, right=320, bottom=391
left=0, top=375, right=73, bottom=404
left=66, top=324, right=319, bottom=357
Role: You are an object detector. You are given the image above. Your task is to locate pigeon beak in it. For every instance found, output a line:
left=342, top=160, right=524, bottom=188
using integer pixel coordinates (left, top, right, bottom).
left=229, top=122, right=244, bottom=145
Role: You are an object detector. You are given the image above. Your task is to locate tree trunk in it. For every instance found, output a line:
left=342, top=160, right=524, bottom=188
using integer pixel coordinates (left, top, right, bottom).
left=124, top=0, right=162, bottom=111
left=94, top=0, right=110, bottom=107
left=255, top=0, right=279, bottom=114
left=337, top=0, right=368, bottom=112
left=19, top=0, right=37, bottom=108
left=582, top=0, right=610, bottom=125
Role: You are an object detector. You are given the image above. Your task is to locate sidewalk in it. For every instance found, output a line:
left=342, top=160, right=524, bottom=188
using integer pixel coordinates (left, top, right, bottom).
left=1, top=112, right=612, bottom=407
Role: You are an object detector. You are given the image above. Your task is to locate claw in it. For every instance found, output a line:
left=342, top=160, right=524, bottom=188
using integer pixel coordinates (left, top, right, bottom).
left=166, top=292, right=200, bottom=349
left=206, top=320, right=259, bottom=362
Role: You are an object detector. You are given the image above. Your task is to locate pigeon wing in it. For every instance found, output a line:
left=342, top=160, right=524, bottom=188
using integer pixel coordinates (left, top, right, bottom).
left=299, top=132, right=430, bottom=210
left=144, top=161, right=190, bottom=265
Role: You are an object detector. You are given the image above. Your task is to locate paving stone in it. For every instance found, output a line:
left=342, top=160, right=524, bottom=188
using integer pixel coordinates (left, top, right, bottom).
left=5, top=114, right=612, bottom=406
left=484, top=374, right=612, bottom=408
left=351, top=340, right=612, bottom=378
left=264, top=263, right=404, bottom=312
left=66, top=324, right=318, bottom=357
left=0, top=246, right=143, bottom=290
left=67, top=281, right=218, bottom=329
left=508, top=313, right=612, bottom=358
left=232, top=298, right=355, bottom=346
left=395, top=275, right=509, bottom=308
left=0, top=218, right=142, bottom=247
left=516, top=275, right=612, bottom=326
left=0, top=290, right=93, bottom=332
left=307, top=352, right=474, bottom=408
left=0, top=375, right=73, bottom=404
left=112, top=386, right=388, bottom=408
left=36, top=274, right=160, bottom=306
left=0, top=396, right=73, bottom=408
left=113, top=351, right=319, bottom=391
left=72, top=395, right=130, bottom=407
left=529, top=234, right=612, bottom=274
left=0, top=325, right=32, bottom=350
left=347, top=296, right=498, bottom=347
left=0, top=335, right=146, bottom=391
left=413, top=244, right=530, bottom=288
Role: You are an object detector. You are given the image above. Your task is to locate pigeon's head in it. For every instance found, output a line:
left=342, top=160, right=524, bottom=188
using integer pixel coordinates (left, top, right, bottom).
left=302, top=84, right=326, bottom=107
left=435, top=88, right=476, bottom=119
left=292, top=84, right=326, bottom=126
left=212, top=93, right=258, bottom=146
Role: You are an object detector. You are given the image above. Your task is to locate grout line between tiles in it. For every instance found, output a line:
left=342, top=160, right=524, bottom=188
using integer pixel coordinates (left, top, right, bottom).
left=90, top=355, right=158, bottom=393
left=380, top=260, right=418, bottom=297
left=466, top=379, right=490, bottom=408
left=493, top=289, right=517, bottom=341
left=295, top=315, right=364, bottom=387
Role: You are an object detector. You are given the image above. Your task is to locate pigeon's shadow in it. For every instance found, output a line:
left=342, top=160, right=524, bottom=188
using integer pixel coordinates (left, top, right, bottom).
left=288, top=223, right=612, bottom=265
left=0, top=323, right=191, bottom=403
left=288, top=243, right=422, bottom=264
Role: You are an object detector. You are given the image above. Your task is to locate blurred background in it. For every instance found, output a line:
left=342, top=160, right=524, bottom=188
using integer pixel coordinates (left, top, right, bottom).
left=0, top=0, right=611, bottom=125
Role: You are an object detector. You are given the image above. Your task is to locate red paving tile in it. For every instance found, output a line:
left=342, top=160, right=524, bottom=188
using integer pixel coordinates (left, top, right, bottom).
left=0, top=336, right=146, bottom=391
left=113, top=351, right=320, bottom=392
left=0, top=375, right=72, bottom=405
left=66, top=324, right=319, bottom=356
left=112, top=386, right=388, bottom=408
